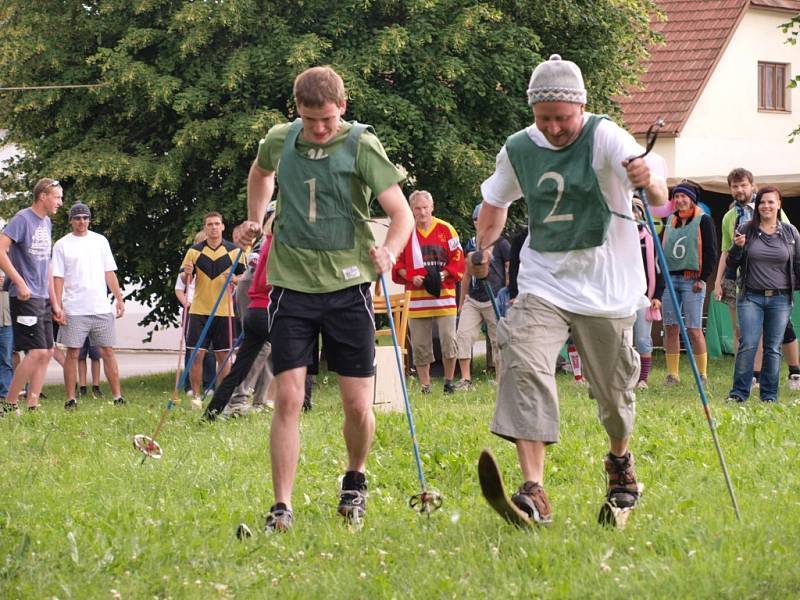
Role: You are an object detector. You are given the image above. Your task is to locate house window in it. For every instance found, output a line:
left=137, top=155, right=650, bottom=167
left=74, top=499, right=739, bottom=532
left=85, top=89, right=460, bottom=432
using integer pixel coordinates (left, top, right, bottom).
left=758, top=62, right=789, bottom=111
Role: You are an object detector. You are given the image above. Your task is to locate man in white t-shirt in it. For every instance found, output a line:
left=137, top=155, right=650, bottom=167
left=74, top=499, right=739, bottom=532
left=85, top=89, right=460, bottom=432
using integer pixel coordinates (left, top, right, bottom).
left=52, top=203, right=126, bottom=408
left=472, top=55, right=668, bottom=525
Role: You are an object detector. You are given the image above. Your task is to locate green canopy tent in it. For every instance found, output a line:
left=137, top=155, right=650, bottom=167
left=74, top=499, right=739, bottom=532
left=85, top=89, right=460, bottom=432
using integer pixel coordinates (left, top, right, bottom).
left=706, top=293, right=800, bottom=358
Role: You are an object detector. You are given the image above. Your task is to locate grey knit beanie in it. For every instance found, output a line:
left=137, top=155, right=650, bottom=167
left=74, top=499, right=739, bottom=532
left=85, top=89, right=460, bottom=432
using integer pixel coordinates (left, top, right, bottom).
left=527, top=54, right=586, bottom=106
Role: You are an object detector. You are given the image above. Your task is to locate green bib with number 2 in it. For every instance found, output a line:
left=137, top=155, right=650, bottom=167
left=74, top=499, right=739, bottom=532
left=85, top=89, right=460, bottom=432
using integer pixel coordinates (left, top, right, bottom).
left=506, top=115, right=610, bottom=252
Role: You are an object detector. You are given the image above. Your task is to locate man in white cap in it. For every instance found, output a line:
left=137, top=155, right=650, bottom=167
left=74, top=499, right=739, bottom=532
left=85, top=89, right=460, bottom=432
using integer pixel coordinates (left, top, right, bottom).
left=472, top=54, right=668, bottom=524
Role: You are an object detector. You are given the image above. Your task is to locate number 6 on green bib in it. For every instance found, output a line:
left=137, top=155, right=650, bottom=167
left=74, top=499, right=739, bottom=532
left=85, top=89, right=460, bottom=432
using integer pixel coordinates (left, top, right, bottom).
left=662, top=220, right=701, bottom=272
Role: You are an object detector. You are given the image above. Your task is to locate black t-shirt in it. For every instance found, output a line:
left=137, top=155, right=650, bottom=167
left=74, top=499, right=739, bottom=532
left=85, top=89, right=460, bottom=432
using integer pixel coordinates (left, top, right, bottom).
left=465, top=236, right=511, bottom=301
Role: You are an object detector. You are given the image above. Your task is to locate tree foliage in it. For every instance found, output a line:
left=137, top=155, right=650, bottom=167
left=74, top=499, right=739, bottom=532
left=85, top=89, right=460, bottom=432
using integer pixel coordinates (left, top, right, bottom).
left=0, top=0, right=660, bottom=329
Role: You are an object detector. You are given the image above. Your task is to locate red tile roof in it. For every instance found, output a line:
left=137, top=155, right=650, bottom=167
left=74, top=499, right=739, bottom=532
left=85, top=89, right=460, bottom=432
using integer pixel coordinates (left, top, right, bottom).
left=619, top=0, right=800, bottom=136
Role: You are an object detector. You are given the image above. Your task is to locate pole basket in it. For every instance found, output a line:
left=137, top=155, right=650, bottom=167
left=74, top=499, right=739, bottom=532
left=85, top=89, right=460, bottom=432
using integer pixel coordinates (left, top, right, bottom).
left=409, top=490, right=443, bottom=515
left=133, top=434, right=163, bottom=459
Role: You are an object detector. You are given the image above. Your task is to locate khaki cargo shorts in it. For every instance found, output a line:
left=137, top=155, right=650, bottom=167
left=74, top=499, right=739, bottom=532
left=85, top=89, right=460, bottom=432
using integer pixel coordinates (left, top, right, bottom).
left=491, top=294, right=639, bottom=443
left=409, top=315, right=457, bottom=366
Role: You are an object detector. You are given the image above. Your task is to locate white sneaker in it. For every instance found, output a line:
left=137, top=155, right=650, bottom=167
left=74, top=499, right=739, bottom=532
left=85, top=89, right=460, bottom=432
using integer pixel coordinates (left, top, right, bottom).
left=191, top=397, right=203, bottom=410
left=789, top=374, right=800, bottom=391
left=636, top=380, right=649, bottom=390
left=752, top=377, right=760, bottom=390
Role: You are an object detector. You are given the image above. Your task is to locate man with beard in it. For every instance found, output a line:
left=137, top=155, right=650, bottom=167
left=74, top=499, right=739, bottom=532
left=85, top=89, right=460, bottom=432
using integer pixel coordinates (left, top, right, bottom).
left=714, top=168, right=800, bottom=389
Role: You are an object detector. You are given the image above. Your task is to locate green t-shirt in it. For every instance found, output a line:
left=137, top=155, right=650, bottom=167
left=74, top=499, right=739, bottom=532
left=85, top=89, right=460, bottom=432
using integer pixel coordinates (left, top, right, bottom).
left=256, top=120, right=405, bottom=293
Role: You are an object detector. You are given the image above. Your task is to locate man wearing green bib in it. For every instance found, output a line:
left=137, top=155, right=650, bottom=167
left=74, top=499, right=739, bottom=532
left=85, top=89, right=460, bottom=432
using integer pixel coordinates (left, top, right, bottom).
left=241, top=66, right=414, bottom=531
left=473, top=54, right=668, bottom=524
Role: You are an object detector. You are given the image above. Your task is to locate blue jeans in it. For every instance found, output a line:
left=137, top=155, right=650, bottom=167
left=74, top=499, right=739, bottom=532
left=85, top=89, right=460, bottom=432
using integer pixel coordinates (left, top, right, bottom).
left=730, top=291, right=792, bottom=401
left=496, top=287, right=510, bottom=318
left=0, top=325, right=12, bottom=398
left=632, top=306, right=653, bottom=354
left=662, top=276, right=705, bottom=328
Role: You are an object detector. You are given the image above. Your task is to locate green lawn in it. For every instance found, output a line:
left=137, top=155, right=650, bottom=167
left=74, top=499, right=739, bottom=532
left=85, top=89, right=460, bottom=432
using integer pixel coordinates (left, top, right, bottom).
left=2, top=355, right=799, bottom=598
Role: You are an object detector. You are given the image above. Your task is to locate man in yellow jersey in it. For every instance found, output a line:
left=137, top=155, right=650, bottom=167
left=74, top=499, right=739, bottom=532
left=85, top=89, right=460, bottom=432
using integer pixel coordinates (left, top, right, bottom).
left=181, top=212, right=245, bottom=407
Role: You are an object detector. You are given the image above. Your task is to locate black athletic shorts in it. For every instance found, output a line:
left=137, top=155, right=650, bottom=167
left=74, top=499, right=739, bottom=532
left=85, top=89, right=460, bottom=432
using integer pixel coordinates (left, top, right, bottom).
left=268, top=283, right=375, bottom=377
left=784, top=320, right=797, bottom=345
left=187, top=314, right=236, bottom=351
left=79, top=337, right=101, bottom=360
left=10, top=297, right=54, bottom=352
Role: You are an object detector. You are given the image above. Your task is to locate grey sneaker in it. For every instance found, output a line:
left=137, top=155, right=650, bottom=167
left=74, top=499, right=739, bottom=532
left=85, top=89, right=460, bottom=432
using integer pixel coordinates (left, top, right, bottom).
left=264, top=503, right=293, bottom=532
left=789, top=374, right=800, bottom=391
left=64, top=399, right=78, bottom=410
left=510, top=481, right=553, bottom=525
left=338, top=471, right=367, bottom=523
left=454, top=379, right=475, bottom=391
left=223, top=402, right=250, bottom=418
left=1, top=400, right=20, bottom=416
left=664, top=374, right=680, bottom=386
left=420, top=384, right=431, bottom=395
left=443, top=382, right=455, bottom=394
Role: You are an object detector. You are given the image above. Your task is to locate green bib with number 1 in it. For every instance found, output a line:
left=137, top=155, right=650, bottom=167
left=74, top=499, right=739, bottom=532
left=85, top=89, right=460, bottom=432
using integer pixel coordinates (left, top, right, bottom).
left=506, top=115, right=610, bottom=252
left=276, top=119, right=369, bottom=251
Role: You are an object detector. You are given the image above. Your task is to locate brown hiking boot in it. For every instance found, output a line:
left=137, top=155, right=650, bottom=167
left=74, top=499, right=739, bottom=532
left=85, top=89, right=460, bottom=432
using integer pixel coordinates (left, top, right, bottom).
left=604, top=452, right=641, bottom=509
left=510, top=481, right=553, bottom=525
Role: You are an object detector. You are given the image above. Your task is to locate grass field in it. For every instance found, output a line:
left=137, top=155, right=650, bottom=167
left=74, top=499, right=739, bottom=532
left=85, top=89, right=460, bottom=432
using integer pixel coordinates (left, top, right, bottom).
left=2, top=354, right=799, bottom=599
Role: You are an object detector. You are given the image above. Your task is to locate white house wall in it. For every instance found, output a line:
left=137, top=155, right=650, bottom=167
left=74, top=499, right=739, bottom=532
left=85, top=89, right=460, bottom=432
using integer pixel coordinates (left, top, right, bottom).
left=673, top=8, right=800, bottom=179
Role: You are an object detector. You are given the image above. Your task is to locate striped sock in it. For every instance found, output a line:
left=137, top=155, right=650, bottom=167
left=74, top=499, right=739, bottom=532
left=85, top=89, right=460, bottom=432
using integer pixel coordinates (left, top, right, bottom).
left=639, top=356, right=652, bottom=382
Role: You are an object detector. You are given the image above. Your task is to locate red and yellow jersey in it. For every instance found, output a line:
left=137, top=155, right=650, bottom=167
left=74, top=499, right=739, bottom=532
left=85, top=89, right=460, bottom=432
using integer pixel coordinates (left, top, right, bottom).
left=392, top=217, right=465, bottom=318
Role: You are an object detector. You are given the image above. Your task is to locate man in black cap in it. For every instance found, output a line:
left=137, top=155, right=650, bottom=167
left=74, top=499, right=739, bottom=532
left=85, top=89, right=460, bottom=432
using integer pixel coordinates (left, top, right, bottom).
left=52, top=202, right=126, bottom=409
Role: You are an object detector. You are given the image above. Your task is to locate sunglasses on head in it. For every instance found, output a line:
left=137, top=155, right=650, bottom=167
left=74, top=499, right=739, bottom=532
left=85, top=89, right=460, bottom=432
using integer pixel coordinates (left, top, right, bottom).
left=45, top=180, right=60, bottom=190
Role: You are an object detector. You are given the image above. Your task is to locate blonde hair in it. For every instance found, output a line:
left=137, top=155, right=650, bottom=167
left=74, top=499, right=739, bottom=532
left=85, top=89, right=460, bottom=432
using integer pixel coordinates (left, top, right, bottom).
left=32, top=178, right=61, bottom=202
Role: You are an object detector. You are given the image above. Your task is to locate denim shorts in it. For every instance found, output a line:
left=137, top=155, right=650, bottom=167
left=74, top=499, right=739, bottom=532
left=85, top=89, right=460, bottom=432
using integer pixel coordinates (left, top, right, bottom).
left=632, top=306, right=653, bottom=354
left=661, top=275, right=705, bottom=328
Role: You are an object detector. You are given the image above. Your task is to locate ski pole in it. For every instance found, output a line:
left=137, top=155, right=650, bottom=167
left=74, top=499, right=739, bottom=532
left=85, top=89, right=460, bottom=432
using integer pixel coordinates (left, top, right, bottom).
left=469, top=247, right=502, bottom=321
left=133, top=247, right=245, bottom=462
left=637, top=119, right=741, bottom=521
left=379, top=272, right=442, bottom=515
left=199, top=330, right=245, bottom=402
